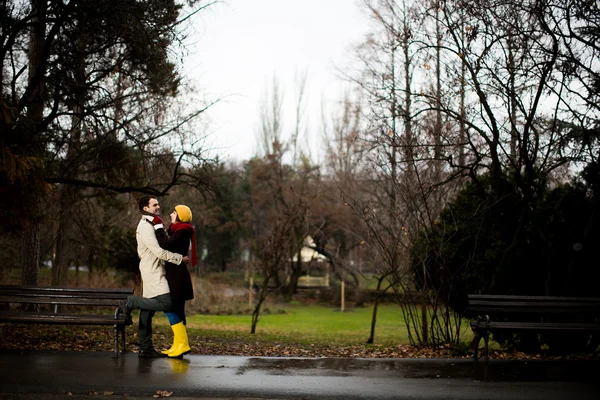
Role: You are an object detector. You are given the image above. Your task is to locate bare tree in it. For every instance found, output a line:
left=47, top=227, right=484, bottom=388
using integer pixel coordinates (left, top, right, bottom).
left=291, top=69, right=309, bottom=166
left=245, top=155, right=310, bottom=333
left=349, top=0, right=435, bottom=346
left=335, top=0, right=472, bottom=347
left=19, top=0, right=51, bottom=286
left=344, top=0, right=600, bottom=350
left=246, top=75, right=319, bottom=331
left=257, top=76, right=285, bottom=157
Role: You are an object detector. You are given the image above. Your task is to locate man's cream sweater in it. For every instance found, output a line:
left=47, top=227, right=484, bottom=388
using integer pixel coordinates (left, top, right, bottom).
left=136, top=215, right=183, bottom=298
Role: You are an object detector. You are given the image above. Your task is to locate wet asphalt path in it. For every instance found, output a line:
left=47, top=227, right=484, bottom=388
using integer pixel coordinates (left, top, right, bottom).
left=0, top=350, right=598, bottom=399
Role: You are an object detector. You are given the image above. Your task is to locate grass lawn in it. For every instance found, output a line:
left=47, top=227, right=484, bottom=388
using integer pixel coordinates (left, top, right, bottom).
left=148, top=302, right=475, bottom=353
left=180, top=304, right=416, bottom=346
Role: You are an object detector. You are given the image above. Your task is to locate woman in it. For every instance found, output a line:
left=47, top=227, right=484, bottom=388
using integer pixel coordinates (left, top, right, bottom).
left=157, top=204, right=196, bottom=358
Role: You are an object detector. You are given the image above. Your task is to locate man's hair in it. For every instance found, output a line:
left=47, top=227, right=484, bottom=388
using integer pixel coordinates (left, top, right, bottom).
left=138, top=195, right=157, bottom=211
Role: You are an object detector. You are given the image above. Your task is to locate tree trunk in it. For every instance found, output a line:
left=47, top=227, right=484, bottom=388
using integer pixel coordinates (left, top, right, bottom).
left=367, top=277, right=384, bottom=344
left=27, top=0, right=47, bottom=123
left=250, top=310, right=258, bottom=333
left=251, top=301, right=263, bottom=333
left=52, top=33, right=86, bottom=287
left=52, top=185, right=75, bottom=286
left=21, top=218, right=41, bottom=286
left=21, top=0, right=47, bottom=286
left=283, top=251, right=302, bottom=300
left=458, top=17, right=467, bottom=168
left=433, top=1, right=444, bottom=217
left=508, top=30, right=519, bottom=164
left=421, top=261, right=428, bottom=346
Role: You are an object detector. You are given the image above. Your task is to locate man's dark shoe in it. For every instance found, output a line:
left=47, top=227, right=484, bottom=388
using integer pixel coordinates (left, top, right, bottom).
left=118, top=300, right=133, bottom=322
left=139, top=348, right=167, bottom=358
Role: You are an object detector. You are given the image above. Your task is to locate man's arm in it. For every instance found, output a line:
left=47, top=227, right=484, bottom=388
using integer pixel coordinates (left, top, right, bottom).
left=148, top=215, right=169, bottom=248
left=139, top=222, right=184, bottom=264
left=150, top=221, right=188, bottom=263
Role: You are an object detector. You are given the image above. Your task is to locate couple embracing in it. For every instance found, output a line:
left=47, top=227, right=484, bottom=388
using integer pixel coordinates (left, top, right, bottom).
left=119, top=196, right=196, bottom=358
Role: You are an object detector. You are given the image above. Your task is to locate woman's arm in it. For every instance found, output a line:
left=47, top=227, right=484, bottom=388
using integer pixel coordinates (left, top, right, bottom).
left=160, top=229, right=190, bottom=254
left=155, top=226, right=168, bottom=248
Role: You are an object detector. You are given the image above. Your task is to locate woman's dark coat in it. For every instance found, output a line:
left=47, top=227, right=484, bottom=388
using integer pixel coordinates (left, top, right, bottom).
left=157, top=225, right=194, bottom=303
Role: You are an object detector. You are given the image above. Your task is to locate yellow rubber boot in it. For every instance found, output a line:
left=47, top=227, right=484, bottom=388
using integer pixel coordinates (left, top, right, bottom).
left=162, top=323, right=179, bottom=356
left=161, top=323, right=178, bottom=355
left=168, top=322, right=191, bottom=358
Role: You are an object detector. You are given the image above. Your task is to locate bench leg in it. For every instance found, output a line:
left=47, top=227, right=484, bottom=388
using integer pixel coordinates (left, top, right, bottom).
left=120, top=325, right=126, bottom=354
left=113, top=325, right=119, bottom=359
left=483, top=332, right=490, bottom=362
left=471, top=332, right=482, bottom=361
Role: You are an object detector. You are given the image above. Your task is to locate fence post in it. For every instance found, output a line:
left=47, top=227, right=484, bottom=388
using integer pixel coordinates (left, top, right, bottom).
left=249, top=276, right=254, bottom=309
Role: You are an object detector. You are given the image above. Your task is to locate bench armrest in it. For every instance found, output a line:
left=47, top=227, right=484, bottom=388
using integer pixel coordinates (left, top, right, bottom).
left=476, top=314, right=490, bottom=327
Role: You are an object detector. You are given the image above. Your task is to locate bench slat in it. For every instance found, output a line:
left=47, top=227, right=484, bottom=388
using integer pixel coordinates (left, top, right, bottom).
left=469, top=300, right=600, bottom=307
left=0, top=292, right=130, bottom=300
left=469, top=306, right=600, bottom=314
left=0, top=295, right=123, bottom=306
left=468, top=295, right=600, bottom=316
left=468, top=294, right=600, bottom=302
left=0, top=285, right=133, bottom=294
left=0, top=311, right=130, bottom=325
left=471, top=321, right=600, bottom=332
left=0, top=288, right=131, bottom=299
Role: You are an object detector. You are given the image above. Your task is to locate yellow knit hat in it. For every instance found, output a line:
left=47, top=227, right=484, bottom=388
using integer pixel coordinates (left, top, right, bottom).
left=174, top=205, right=192, bottom=222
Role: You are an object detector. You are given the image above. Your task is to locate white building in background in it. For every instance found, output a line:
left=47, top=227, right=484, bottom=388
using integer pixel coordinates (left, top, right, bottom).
left=292, top=236, right=329, bottom=288
left=292, top=236, right=328, bottom=263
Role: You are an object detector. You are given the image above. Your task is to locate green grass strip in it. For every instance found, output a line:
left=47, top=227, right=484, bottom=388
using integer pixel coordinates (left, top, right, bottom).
left=184, top=304, right=409, bottom=346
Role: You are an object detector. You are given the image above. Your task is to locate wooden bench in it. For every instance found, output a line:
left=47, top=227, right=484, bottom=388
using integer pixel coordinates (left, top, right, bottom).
left=467, top=294, right=600, bottom=361
left=297, top=274, right=330, bottom=288
left=0, top=285, right=133, bottom=358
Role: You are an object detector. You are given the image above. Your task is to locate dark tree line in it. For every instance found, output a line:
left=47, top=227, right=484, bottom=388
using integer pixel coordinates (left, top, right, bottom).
left=1, top=0, right=215, bottom=285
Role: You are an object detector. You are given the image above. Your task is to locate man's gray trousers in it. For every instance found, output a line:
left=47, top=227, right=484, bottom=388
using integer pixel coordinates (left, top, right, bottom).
left=126, top=293, right=173, bottom=352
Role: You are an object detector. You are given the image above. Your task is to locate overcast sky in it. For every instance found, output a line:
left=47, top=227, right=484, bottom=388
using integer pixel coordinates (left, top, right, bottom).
left=183, top=0, right=371, bottom=162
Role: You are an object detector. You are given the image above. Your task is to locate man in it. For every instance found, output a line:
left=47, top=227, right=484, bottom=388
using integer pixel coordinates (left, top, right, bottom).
left=119, top=195, right=189, bottom=358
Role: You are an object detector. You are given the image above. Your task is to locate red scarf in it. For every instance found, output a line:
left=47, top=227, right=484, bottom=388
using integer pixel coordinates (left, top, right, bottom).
left=168, top=222, right=197, bottom=266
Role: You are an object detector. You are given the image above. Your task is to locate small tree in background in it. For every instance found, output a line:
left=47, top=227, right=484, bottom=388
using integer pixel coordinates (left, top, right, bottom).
left=245, top=154, right=310, bottom=333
